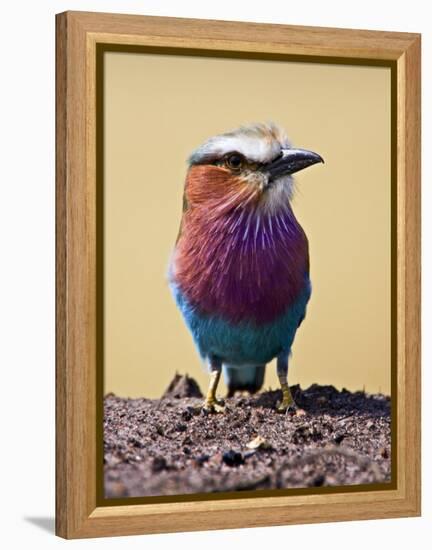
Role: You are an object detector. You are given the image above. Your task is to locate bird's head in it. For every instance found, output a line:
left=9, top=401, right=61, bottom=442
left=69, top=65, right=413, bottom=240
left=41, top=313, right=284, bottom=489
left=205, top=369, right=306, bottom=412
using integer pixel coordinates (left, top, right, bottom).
left=184, top=122, right=323, bottom=215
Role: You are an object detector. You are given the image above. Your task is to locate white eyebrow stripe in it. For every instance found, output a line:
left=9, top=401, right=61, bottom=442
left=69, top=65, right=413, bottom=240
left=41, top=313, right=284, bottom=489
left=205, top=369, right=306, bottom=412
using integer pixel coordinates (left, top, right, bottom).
left=191, top=136, right=281, bottom=165
left=188, top=123, right=292, bottom=165
left=213, top=136, right=281, bottom=163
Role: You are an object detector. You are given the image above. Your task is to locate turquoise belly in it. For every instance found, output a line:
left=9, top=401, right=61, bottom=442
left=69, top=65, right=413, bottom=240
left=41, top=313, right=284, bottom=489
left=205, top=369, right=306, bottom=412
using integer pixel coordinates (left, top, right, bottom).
left=171, top=281, right=311, bottom=365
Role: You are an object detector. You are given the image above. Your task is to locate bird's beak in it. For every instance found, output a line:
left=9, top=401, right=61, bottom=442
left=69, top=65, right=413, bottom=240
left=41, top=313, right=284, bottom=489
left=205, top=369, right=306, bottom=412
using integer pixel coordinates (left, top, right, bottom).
left=264, top=148, right=324, bottom=182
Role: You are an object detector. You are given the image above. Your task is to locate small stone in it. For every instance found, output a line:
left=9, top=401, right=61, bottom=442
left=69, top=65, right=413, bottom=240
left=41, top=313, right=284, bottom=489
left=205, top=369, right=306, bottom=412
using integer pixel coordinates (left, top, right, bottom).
left=379, top=447, right=389, bottom=459
left=246, top=435, right=272, bottom=450
left=128, top=436, right=144, bottom=448
left=155, top=425, right=164, bottom=436
left=181, top=409, right=192, bottom=421
left=312, top=474, right=326, bottom=487
left=195, top=454, right=210, bottom=466
left=222, top=450, right=244, bottom=467
left=334, top=433, right=345, bottom=444
left=152, top=456, right=167, bottom=472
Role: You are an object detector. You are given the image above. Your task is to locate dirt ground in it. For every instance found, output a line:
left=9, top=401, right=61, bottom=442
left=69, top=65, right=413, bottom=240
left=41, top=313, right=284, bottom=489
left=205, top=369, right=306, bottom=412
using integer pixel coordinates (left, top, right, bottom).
left=104, top=374, right=391, bottom=498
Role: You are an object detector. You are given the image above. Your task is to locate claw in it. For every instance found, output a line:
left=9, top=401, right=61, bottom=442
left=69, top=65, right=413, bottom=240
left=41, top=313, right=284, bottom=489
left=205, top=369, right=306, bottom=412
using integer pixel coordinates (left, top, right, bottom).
left=202, top=364, right=224, bottom=413
left=276, top=399, right=297, bottom=414
left=276, top=387, right=296, bottom=413
left=202, top=398, right=225, bottom=414
left=276, top=355, right=297, bottom=415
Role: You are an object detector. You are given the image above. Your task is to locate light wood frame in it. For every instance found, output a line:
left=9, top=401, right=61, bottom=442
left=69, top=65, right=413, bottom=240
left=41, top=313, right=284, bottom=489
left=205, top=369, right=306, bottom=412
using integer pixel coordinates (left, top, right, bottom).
left=56, top=11, right=421, bottom=539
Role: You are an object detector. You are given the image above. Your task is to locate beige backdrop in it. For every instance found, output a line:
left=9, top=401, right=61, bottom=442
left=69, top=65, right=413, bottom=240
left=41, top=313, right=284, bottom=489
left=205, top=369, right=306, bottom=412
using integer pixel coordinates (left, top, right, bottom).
left=104, top=52, right=391, bottom=398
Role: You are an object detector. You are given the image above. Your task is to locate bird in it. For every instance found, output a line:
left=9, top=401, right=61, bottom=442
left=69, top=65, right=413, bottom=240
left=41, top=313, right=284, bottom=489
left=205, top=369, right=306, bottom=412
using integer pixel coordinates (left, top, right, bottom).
left=169, top=122, right=323, bottom=413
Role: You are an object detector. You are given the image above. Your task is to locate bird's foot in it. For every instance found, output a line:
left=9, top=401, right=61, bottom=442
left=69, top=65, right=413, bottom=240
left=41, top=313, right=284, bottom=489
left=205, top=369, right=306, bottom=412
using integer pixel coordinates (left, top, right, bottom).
left=276, top=390, right=297, bottom=414
left=202, top=397, right=225, bottom=414
left=276, top=381, right=298, bottom=414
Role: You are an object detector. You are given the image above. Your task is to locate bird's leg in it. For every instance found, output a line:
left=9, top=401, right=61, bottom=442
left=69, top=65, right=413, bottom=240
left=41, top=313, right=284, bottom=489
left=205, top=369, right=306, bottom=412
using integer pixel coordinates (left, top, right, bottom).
left=276, top=353, right=296, bottom=413
left=203, top=357, right=225, bottom=413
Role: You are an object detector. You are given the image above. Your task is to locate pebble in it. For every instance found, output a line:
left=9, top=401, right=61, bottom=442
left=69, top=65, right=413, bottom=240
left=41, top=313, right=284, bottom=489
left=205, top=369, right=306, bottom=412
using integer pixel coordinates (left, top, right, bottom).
left=246, top=435, right=272, bottom=450
left=222, top=450, right=245, bottom=467
left=152, top=456, right=168, bottom=472
left=334, top=433, right=345, bottom=444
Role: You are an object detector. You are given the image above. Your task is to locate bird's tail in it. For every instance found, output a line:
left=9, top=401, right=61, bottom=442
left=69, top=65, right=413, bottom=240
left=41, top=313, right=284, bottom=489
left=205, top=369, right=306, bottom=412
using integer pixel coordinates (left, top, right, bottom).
left=223, top=364, right=266, bottom=397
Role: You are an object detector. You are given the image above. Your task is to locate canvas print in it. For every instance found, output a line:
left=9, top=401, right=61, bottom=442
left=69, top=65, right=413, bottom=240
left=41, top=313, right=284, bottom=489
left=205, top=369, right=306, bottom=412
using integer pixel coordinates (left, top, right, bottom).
left=102, top=52, right=392, bottom=499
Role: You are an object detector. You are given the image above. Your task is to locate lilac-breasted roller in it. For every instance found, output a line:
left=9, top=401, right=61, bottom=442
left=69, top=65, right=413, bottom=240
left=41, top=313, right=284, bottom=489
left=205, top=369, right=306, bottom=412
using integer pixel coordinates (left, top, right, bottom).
left=169, top=123, right=323, bottom=412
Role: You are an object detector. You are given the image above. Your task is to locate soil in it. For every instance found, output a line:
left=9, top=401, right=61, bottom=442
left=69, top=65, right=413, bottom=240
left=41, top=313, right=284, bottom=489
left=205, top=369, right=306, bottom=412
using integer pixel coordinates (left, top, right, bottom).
left=104, top=374, right=391, bottom=498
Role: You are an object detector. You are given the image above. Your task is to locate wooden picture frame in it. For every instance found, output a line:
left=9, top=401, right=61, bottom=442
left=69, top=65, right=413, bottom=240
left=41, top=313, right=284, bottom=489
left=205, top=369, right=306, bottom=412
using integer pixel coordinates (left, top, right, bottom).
left=56, top=11, right=421, bottom=539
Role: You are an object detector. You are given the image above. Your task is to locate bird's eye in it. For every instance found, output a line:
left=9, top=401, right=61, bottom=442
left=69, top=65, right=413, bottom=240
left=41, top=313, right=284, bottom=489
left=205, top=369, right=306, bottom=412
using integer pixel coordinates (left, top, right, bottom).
left=225, top=153, right=245, bottom=171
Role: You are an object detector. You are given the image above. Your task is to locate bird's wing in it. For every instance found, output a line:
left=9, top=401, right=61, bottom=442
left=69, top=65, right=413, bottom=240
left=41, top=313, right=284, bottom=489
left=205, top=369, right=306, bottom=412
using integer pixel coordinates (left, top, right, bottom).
left=175, top=192, right=189, bottom=245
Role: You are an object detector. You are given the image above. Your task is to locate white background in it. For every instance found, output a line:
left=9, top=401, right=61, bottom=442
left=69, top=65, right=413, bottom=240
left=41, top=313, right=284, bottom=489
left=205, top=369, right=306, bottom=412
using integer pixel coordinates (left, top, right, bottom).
left=0, top=0, right=430, bottom=547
